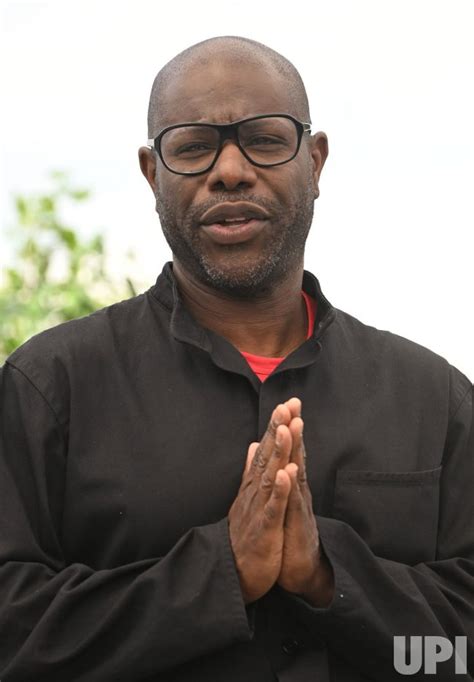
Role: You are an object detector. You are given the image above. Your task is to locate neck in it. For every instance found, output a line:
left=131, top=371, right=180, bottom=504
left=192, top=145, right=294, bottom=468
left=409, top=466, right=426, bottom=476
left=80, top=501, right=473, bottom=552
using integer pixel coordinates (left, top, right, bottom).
left=172, top=260, right=308, bottom=357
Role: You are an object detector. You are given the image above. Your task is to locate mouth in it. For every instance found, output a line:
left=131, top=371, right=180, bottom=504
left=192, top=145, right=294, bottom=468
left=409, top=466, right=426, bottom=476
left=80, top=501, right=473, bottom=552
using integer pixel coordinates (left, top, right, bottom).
left=200, top=218, right=268, bottom=245
left=199, top=202, right=270, bottom=245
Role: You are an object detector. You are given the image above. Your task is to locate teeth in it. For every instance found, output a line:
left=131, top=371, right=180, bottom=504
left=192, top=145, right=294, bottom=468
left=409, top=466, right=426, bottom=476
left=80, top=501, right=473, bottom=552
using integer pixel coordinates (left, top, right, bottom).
left=223, top=217, right=247, bottom=222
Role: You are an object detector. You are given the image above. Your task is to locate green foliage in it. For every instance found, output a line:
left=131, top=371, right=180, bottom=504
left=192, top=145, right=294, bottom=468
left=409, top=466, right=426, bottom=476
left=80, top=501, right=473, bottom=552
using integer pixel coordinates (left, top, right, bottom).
left=0, top=172, right=138, bottom=364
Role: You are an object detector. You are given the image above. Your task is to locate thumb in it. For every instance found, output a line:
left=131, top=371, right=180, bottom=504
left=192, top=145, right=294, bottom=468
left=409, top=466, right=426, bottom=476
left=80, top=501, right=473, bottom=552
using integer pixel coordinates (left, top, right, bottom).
left=244, top=441, right=260, bottom=475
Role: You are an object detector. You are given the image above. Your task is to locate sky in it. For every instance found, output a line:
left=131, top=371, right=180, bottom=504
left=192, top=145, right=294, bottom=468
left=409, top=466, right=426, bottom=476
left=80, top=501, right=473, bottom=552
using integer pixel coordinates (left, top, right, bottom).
left=0, top=0, right=473, bottom=378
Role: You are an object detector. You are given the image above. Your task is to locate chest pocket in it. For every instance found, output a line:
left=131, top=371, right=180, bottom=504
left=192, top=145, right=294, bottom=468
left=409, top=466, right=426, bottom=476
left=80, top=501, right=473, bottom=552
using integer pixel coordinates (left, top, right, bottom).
left=332, top=467, right=442, bottom=564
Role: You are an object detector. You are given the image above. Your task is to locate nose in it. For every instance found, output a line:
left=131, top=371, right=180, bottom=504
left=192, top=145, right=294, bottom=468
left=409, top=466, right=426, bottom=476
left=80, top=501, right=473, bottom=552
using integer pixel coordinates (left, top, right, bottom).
left=205, top=140, right=258, bottom=191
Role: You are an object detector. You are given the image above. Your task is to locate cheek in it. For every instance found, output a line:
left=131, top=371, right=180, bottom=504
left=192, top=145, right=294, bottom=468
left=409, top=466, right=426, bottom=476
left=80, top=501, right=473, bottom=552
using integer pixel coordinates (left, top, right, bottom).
left=155, top=173, right=191, bottom=217
left=271, top=163, right=313, bottom=208
left=297, top=149, right=315, bottom=184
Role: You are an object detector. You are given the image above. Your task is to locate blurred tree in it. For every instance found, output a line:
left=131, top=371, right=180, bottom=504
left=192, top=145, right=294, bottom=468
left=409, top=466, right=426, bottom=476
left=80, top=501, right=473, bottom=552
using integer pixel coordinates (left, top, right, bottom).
left=0, top=172, right=138, bottom=364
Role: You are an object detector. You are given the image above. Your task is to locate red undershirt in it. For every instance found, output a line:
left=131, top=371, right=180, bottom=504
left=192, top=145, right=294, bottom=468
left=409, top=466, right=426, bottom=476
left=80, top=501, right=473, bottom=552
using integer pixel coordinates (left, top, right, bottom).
left=240, top=291, right=317, bottom=382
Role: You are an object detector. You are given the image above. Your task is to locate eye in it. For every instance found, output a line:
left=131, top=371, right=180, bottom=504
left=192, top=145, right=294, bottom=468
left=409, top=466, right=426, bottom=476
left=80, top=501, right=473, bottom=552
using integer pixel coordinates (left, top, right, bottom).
left=175, top=142, right=215, bottom=156
left=246, top=135, right=285, bottom=146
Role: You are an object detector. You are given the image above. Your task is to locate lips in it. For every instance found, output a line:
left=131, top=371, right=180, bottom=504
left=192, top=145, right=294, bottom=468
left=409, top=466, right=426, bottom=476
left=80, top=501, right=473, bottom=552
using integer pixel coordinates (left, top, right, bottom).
left=200, top=202, right=270, bottom=227
left=199, top=202, right=270, bottom=245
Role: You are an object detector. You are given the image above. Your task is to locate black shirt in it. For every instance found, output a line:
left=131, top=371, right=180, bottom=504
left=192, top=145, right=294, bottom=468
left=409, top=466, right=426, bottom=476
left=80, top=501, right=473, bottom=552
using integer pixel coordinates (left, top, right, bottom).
left=1, top=262, right=473, bottom=681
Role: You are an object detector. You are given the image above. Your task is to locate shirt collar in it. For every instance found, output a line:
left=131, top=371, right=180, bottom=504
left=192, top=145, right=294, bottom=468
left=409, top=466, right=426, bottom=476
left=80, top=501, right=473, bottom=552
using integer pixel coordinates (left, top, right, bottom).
left=150, top=261, right=336, bottom=342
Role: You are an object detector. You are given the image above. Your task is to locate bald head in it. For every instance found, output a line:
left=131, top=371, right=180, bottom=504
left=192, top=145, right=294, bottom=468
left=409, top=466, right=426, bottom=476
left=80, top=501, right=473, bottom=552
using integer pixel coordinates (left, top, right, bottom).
left=147, top=36, right=311, bottom=138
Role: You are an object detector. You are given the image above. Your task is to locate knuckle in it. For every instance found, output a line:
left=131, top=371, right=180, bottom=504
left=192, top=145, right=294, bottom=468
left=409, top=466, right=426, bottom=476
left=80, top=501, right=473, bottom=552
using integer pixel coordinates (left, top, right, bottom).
left=260, top=472, right=273, bottom=490
left=267, top=416, right=279, bottom=438
left=272, top=483, right=284, bottom=500
left=263, top=504, right=277, bottom=523
left=238, top=469, right=249, bottom=486
left=295, top=497, right=305, bottom=512
left=290, top=495, right=304, bottom=512
left=251, top=450, right=264, bottom=470
left=272, top=440, right=282, bottom=459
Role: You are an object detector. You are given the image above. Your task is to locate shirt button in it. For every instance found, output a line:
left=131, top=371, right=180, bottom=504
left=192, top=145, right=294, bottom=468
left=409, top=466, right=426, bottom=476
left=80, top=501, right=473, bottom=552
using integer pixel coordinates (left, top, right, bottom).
left=281, top=637, right=300, bottom=655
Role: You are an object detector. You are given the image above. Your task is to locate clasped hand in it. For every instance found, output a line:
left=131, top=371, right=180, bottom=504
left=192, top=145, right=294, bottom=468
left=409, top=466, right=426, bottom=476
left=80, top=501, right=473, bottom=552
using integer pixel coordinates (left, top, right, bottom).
left=228, top=398, right=334, bottom=607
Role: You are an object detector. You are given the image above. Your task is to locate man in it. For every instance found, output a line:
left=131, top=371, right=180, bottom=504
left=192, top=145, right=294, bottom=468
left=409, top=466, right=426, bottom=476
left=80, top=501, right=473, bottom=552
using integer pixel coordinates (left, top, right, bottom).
left=0, top=36, right=472, bottom=682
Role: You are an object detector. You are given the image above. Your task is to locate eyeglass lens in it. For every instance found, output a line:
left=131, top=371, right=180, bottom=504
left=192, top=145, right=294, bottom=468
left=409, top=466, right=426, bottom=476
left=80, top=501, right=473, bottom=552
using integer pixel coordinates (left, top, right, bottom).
left=160, top=116, right=299, bottom=173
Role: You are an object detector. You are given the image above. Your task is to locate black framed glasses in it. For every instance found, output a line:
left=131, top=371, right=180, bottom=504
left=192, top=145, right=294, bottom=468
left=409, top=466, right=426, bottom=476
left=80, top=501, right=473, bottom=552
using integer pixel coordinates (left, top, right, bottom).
left=147, top=113, right=312, bottom=176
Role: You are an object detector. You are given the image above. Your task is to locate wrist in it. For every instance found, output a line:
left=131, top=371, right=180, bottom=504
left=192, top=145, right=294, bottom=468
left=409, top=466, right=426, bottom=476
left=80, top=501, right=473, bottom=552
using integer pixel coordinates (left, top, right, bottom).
left=300, top=554, right=335, bottom=608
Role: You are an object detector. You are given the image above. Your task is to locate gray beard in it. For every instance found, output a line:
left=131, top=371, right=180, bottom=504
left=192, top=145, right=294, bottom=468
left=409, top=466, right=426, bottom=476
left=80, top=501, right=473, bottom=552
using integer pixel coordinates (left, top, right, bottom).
left=155, top=187, right=314, bottom=299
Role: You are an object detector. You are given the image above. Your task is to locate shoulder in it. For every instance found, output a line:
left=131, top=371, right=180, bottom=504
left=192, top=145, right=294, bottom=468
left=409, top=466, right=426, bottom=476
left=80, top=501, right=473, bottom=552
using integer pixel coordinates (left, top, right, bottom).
left=331, top=308, right=472, bottom=415
left=7, top=292, right=148, bottom=363
left=4, top=291, right=157, bottom=421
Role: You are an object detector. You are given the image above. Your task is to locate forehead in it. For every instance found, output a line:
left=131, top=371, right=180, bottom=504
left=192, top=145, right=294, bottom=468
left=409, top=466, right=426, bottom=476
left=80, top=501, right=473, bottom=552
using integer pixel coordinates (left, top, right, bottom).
left=157, top=55, right=297, bottom=129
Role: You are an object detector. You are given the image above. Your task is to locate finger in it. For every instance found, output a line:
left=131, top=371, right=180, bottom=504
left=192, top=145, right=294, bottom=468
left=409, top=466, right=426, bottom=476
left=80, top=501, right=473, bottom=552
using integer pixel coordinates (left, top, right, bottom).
left=259, top=425, right=292, bottom=500
left=289, top=417, right=307, bottom=485
left=284, top=463, right=306, bottom=528
left=262, top=469, right=291, bottom=528
left=284, top=397, right=302, bottom=418
left=250, top=403, right=291, bottom=475
left=244, top=442, right=259, bottom=475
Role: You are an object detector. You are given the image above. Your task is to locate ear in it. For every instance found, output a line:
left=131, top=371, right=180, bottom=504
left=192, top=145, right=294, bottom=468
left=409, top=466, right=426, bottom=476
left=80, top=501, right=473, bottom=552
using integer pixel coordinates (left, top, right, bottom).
left=138, top=146, right=158, bottom=194
left=308, top=131, right=329, bottom=199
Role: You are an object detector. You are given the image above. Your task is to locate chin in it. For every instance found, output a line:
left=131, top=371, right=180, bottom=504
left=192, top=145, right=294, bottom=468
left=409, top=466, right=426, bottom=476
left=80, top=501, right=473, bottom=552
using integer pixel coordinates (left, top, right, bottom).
left=196, top=252, right=288, bottom=298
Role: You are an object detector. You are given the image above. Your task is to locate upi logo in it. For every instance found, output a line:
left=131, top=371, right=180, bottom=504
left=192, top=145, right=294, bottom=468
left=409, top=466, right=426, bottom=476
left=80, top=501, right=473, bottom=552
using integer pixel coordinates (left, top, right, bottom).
left=393, top=636, right=467, bottom=675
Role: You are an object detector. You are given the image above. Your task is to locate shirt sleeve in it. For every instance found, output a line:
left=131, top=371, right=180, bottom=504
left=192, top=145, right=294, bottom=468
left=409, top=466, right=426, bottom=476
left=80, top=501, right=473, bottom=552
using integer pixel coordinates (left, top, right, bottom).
left=281, top=382, right=474, bottom=681
left=0, top=363, right=252, bottom=681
